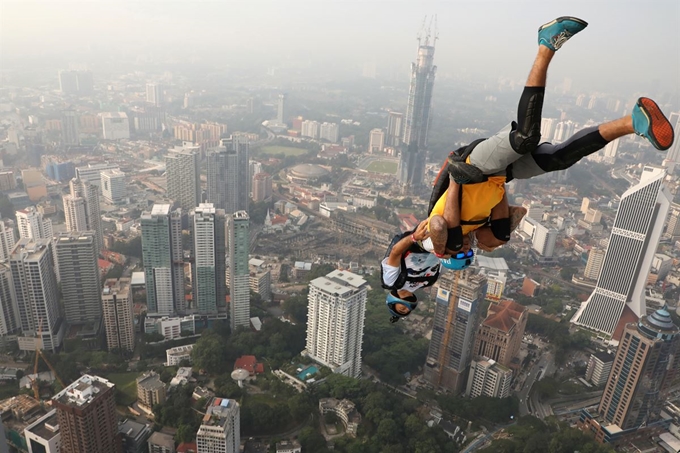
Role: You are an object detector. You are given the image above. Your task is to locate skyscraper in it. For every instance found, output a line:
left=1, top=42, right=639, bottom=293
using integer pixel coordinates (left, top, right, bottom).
left=55, top=232, right=101, bottom=325
left=473, top=300, right=528, bottom=368
left=399, top=26, right=437, bottom=188
left=661, top=112, right=680, bottom=172
left=465, top=358, right=513, bottom=399
left=64, top=178, right=103, bottom=254
left=581, top=309, right=680, bottom=442
left=301, top=120, right=319, bottom=139
left=16, top=207, right=53, bottom=240
left=166, top=144, right=201, bottom=212
left=62, top=109, right=80, bottom=145
left=319, top=122, right=339, bottom=143
left=304, top=269, right=367, bottom=378
left=10, top=238, right=62, bottom=351
left=207, top=137, right=249, bottom=214
left=368, top=128, right=385, bottom=153
left=0, top=264, right=19, bottom=336
left=146, top=83, right=163, bottom=107
left=277, top=94, right=287, bottom=125
left=666, top=209, right=680, bottom=238
left=141, top=204, right=184, bottom=315
left=102, top=278, right=134, bottom=352
left=424, top=269, right=487, bottom=393
left=196, top=398, right=240, bottom=453
left=100, top=169, right=126, bottom=204
left=532, top=222, right=558, bottom=258
left=572, top=167, right=671, bottom=336
left=0, top=220, right=16, bottom=261
left=386, top=111, right=404, bottom=147
left=252, top=172, right=272, bottom=203
left=53, top=375, right=121, bottom=453
left=192, top=203, right=226, bottom=315
left=228, top=211, right=250, bottom=329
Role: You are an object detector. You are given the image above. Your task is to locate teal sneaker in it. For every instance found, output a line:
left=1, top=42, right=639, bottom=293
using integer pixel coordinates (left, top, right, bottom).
left=632, top=97, right=674, bottom=151
left=538, top=17, right=588, bottom=51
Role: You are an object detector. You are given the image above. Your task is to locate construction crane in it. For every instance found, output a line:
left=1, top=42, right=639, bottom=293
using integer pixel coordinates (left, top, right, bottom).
left=28, top=319, right=65, bottom=400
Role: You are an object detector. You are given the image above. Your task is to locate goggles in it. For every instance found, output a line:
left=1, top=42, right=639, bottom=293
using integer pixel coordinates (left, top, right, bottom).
left=440, top=249, right=475, bottom=270
left=386, top=291, right=418, bottom=323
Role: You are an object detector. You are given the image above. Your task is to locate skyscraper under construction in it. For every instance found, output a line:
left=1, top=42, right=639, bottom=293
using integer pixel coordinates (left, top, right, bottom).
left=398, top=19, right=437, bottom=190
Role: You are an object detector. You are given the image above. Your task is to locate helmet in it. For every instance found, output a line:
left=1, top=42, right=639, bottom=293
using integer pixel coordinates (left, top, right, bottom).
left=440, top=249, right=474, bottom=270
left=386, top=290, right=418, bottom=323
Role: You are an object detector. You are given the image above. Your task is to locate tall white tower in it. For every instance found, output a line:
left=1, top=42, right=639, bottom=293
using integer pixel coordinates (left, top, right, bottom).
left=304, top=269, right=367, bottom=378
left=192, top=203, right=226, bottom=315
left=196, top=399, right=240, bottom=453
left=16, top=207, right=53, bottom=240
left=572, top=166, right=672, bottom=336
left=64, top=178, right=103, bottom=254
left=228, top=211, right=250, bottom=330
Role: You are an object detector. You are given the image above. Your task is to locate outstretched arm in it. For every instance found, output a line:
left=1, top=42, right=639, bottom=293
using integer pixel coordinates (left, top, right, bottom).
left=386, top=220, right=430, bottom=267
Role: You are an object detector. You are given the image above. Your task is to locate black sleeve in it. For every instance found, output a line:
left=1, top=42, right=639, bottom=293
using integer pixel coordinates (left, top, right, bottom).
left=490, top=217, right=511, bottom=241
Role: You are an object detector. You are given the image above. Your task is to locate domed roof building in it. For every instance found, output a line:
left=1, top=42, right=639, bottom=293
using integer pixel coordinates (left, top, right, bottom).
left=287, top=164, right=330, bottom=184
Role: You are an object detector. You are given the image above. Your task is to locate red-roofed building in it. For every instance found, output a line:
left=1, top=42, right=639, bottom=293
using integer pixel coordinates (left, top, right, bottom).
left=234, top=355, right=265, bottom=376
left=98, top=258, right=114, bottom=278
left=473, top=300, right=528, bottom=369
left=100, top=249, right=127, bottom=266
left=177, top=442, right=197, bottom=453
left=396, top=213, right=419, bottom=232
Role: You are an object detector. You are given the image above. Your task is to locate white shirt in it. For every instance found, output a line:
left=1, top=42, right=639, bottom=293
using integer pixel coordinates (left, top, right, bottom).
left=381, top=251, right=441, bottom=293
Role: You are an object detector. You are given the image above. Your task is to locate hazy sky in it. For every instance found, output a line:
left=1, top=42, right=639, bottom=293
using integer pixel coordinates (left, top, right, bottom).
left=2, top=0, right=679, bottom=93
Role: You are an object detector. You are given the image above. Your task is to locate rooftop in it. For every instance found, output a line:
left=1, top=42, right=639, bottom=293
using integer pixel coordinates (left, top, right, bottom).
left=148, top=431, right=175, bottom=448
left=137, top=372, right=165, bottom=391
left=200, top=398, right=239, bottom=428
left=475, top=256, right=509, bottom=272
left=24, top=409, right=59, bottom=441
left=53, top=375, right=114, bottom=408
left=167, top=344, right=195, bottom=356
left=310, top=270, right=367, bottom=296
left=483, top=300, right=527, bottom=333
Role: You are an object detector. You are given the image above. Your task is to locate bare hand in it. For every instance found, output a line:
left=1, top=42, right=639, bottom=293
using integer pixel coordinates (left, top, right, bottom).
left=414, top=220, right=430, bottom=241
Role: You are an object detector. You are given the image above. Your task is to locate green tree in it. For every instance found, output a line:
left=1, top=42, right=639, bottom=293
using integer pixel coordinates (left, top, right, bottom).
left=191, top=331, right=229, bottom=374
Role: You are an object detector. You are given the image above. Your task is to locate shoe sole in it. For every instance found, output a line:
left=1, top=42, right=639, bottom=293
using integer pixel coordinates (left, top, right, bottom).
left=538, top=16, right=588, bottom=32
left=638, top=97, right=674, bottom=151
left=447, top=162, right=485, bottom=184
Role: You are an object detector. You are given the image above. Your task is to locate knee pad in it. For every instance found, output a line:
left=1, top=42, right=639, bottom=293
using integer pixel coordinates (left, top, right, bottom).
left=446, top=226, right=463, bottom=251
left=490, top=218, right=511, bottom=242
left=510, top=129, right=541, bottom=155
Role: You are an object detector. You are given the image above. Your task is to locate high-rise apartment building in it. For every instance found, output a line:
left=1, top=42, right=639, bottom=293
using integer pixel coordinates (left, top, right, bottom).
left=146, top=83, right=163, bottom=107
left=553, top=120, right=576, bottom=142
left=228, top=211, right=250, bottom=329
left=319, top=122, right=339, bottom=143
left=10, top=239, right=62, bottom=351
left=101, top=169, right=126, bottom=204
left=666, top=209, right=680, bottom=238
left=141, top=204, right=184, bottom=315
left=0, top=264, right=19, bottom=336
left=532, top=222, right=558, bottom=258
left=301, top=120, right=320, bottom=139
left=197, top=398, right=240, bottom=453
left=368, top=128, right=385, bottom=153
left=207, top=137, right=249, bottom=214
left=585, top=352, right=614, bottom=386
left=473, top=300, right=527, bottom=368
left=64, top=178, right=103, bottom=254
left=16, top=207, right=53, bottom=240
left=137, top=372, right=167, bottom=408
left=465, top=358, right=513, bottom=399
left=101, top=112, right=130, bottom=140
left=62, top=109, right=80, bottom=145
left=589, top=309, right=680, bottom=440
left=102, top=278, right=134, bottom=352
left=166, top=144, right=201, bottom=212
left=386, top=111, right=404, bottom=147
left=572, top=167, right=671, bottom=336
left=192, top=204, right=227, bottom=315
left=0, top=171, right=16, bottom=191
left=55, top=232, right=101, bottom=325
left=75, top=162, right=119, bottom=187
left=0, top=220, right=16, bottom=261
left=252, top=172, right=272, bottom=203
left=540, top=118, right=557, bottom=142
left=304, top=269, right=367, bottom=378
left=53, top=375, right=121, bottom=453
left=584, top=248, right=606, bottom=281
left=424, top=269, right=487, bottom=393
left=399, top=30, right=436, bottom=188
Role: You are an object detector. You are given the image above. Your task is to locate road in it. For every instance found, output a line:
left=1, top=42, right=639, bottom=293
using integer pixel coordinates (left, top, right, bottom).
left=461, top=424, right=515, bottom=453
left=518, top=352, right=553, bottom=417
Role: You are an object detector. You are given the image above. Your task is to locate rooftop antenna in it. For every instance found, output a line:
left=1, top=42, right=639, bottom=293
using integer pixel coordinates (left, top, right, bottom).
left=417, top=16, right=427, bottom=47
left=433, top=15, right=439, bottom=48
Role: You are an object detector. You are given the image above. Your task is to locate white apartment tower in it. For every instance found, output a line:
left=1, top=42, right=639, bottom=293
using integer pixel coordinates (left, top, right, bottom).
left=0, top=220, right=16, bottom=261
left=101, top=112, right=130, bottom=140
left=166, top=144, right=201, bottom=212
left=146, top=83, right=163, bottom=107
left=368, top=128, right=385, bottom=153
left=196, top=399, right=240, bottom=453
left=100, top=169, right=126, bottom=203
left=584, top=248, right=606, bottom=281
left=16, top=207, right=53, bottom=240
left=64, top=178, right=103, bottom=254
left=55, top=232, right=101, bottom=325
left=102, top=278, right=135, bottom=352
left=228, top=211, right=250, bottom=329
left=301, top=120, right=320, bottom=139
left=192, top=204, right=227, bottom=315
left=207, top=137, right=249, bottom=214
left=386, top=111, right=404, bottom=147
left=532, top=223, right=558, bottom=258
left=304, top=269, right=367, bottom=378
left=319, top=122, right=339, bottom=143
left=10, top=238, right=62, bottom=351
left=572, top=166, right=672, bottom=336
left=465, top=358, right=512, bottom=399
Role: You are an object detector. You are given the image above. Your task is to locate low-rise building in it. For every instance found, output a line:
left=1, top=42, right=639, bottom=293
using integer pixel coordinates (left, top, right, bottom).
left=318, top=398, right=361, bottom=437
left=137, top=372, right=166, bottom=409
left=119, top=418, right=152, bottom=453
left=148, top=431, right=176, bottom=453
left=276, top=440, right=302, bottom=453
left=166, top=344, right=195, bottom=366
